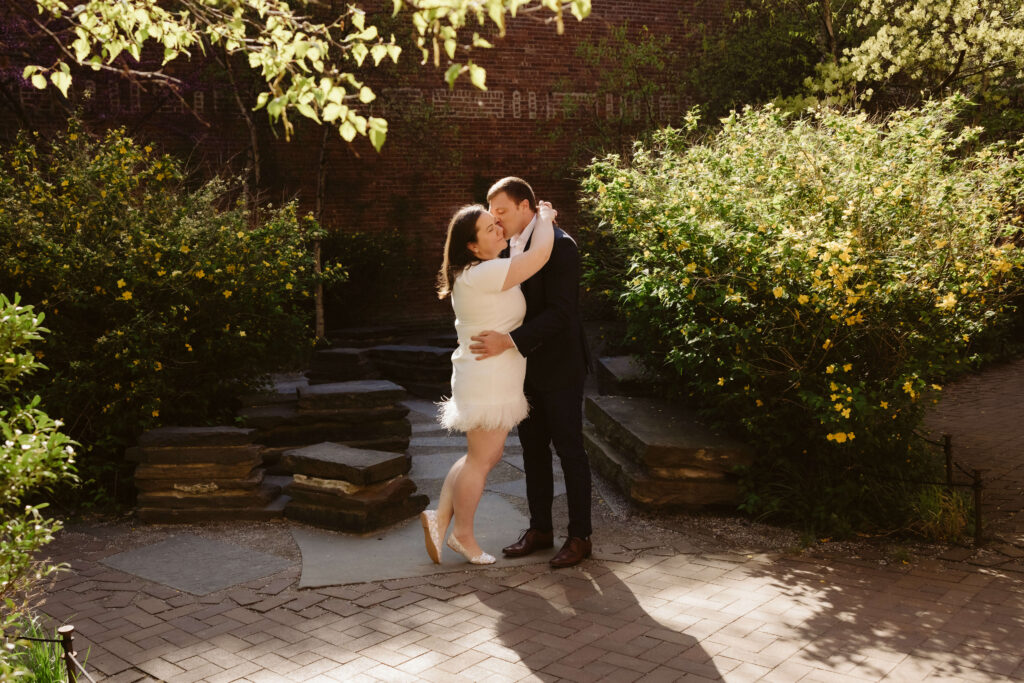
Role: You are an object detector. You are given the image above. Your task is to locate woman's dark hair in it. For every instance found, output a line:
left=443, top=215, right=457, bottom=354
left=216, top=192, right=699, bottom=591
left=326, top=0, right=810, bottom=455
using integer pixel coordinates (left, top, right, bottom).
left=437, top=204, right=488, bottom=299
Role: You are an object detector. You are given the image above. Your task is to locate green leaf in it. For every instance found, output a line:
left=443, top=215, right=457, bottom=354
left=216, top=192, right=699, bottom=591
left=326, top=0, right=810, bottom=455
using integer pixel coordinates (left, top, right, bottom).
left=50, top=70, right=72, bottom=98
left=444, top=63, right=462, bottom=89
left=468, top=63, right=487, bottom=91
left=296, top=102, right=320, bottom=122
left=31, top=73, right=47, bottom=90
left=358, top=86, right=376, bottom=104
left=339, top=120, right=357, bottom=141
left=369, top=126, right=386, bottom=152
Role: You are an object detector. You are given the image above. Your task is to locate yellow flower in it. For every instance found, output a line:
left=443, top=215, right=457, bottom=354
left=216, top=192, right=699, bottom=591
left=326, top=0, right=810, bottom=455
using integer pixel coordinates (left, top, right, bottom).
left=843, top=363, right=852, bottom=372
left=833, top=432, right=848, bottom=443
left=936, top=293, right=957, bottom=310
left=121, top=291, right=133, bottom=301
left=180, top=245, right=190, bottom=254
left=772, top=286, right=784, bottom=298
left=931, top=384, right=942, bottom=391
left=223, top=290, right=232, bottom=298
left=826, top=365, right=835, bottom=374
left=239, top=331, right=246, bottom=337
left=116, top=279, right=126, bottom=288
left=797, top=294, right=810, bottom=304
left=113, top=383, right=121, bottom=390
left=685, top=262, right=697, bottom=273
left=285, top=283, right=293, bottom=290
left=152, top=409, right=160, bottom=417
left=717, top=377, right=724, bottom=386
left=195, top=270, right=205, bottom=279
left=822, top=338, right=832, bottom=350
left=154, top=361, right=162, bottom=371
left=185, top=343, right=193, bottom=352
left=756, top=399, right=763, bottom=407
left=880, top=401, right=888, bottom=409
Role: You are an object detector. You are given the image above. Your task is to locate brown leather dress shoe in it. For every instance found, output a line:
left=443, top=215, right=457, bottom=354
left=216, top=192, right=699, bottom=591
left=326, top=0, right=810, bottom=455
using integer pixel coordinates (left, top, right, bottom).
left=549, top=537, right=592, bottom=568
left=502, top=529, right=554, bottom=557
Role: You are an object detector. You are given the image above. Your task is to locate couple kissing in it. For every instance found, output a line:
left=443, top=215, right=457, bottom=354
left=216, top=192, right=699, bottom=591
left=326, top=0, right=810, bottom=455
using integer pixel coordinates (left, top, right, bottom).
left=421, top=176, right=593, bottom=568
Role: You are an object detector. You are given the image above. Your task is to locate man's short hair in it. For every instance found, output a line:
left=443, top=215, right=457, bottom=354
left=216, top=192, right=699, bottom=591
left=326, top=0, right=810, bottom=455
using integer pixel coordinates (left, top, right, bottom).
left=486, top=176, right=537, bottom=212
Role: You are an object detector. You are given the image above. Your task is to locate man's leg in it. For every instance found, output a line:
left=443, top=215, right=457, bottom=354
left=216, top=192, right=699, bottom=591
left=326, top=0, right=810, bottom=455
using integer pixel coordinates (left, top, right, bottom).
left=517, top=391, right=554, bottom=533
left=545, top=381, right=591, bottom=540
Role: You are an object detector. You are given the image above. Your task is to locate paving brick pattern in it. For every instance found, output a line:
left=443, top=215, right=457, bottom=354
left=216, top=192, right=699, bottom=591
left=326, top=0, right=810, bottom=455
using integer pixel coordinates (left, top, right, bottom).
left=32, top=358, right=1024, bottom=681
left=36, top=532, right=1024, bottom=682
left=924, top=356, right=1024, bottom=550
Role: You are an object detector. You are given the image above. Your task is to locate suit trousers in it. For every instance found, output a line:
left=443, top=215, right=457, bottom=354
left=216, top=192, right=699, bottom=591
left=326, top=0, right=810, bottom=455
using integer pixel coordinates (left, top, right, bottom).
left=518, top=379, right=592, bottom=539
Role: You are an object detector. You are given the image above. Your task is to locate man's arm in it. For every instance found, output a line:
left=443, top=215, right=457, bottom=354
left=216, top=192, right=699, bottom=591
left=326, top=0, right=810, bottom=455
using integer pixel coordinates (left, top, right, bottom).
left=470, top=236, right=578, bottom=360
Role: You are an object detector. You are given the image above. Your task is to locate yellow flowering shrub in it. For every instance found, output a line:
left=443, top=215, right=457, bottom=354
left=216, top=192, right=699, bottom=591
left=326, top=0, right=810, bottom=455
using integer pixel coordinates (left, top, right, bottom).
left=582, top=99, right=1024, bottom=534
left=0, top=122, right=336, bottom=471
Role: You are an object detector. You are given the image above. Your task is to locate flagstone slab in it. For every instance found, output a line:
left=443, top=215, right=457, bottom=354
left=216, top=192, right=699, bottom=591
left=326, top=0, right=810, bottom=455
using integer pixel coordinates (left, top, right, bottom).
left=126, top=444, right=264, bottom=465
left=297, top=380, right=406, bottom=410
left=100, top=534, right=292, bottom=595
left=137, top=426, right=256, bottom=448
left=281, top=442, right=411, bottom=485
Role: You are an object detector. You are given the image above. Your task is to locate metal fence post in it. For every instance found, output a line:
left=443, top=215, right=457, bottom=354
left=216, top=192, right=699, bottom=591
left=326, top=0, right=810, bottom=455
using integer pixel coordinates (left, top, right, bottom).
left=973, top=469, right=984, bottom=547
left=943, top=434, right=953, bottom=488
left=58, top=624, right=77, bottom=683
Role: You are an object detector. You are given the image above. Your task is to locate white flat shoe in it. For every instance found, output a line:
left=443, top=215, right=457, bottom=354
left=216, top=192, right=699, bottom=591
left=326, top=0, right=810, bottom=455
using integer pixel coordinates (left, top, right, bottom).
left=420, top=510, right=443, bottom=564
left=446, top=534, right=495, bottom=565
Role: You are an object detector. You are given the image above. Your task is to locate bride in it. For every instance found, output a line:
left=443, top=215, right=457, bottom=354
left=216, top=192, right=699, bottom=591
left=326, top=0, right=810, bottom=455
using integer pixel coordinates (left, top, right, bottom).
left=420, top=200, right=556, bottom=564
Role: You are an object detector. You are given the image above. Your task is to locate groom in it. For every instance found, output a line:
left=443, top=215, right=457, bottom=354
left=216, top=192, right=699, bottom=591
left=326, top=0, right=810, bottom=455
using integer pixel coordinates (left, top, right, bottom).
left=470, top=176, right=593, bottom=568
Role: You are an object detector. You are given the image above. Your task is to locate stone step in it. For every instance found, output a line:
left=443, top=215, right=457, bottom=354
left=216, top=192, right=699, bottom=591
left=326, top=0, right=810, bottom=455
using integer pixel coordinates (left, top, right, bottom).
left=307, top=347, right=379, bottom=384
left=136, top=493, right=289, bottom=523
left=585, top=395, right=753, bottom=473
left=286, top=474, right=417, bottom=511
left=584, top=426, right=741, bottom=509
left=137, top=426, right=256, bottom=448
left=237, top=403, right=410, bottom=430
left=133, top=456, right=264, bottom=482
left=326, top=326, right=404, bottom=348
left=134, top=468, right=266, bottom=493
left=596, top=356, right=664, bottom=397
left=255, top=419, right=410, bottom=448
left=137, top=482, right=281, bottom=509
left=126, top=444, right=264, bottom=466
left=281, top=442, right=412, bottom=486
left=236, top=375, right=307, bottom=408
left=297, top=380, right=406, bottom=410
left=425, top=333, right=458, bottom=348
left=285, top=494, right=428, bottom=533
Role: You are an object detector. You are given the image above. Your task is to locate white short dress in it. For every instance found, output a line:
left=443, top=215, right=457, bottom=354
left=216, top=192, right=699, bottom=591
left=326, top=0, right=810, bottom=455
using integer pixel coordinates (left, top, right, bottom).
left=438, top=258, right=529, bottom=432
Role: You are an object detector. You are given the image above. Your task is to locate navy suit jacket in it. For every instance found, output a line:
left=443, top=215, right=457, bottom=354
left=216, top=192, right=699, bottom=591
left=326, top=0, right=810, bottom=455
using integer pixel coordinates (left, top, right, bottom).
left=506, top=226, right=591, bottom=393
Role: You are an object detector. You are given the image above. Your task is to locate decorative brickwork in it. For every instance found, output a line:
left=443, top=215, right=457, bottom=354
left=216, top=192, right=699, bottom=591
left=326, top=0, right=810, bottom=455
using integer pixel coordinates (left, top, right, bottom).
left=0, top=1, right=723, bottom=328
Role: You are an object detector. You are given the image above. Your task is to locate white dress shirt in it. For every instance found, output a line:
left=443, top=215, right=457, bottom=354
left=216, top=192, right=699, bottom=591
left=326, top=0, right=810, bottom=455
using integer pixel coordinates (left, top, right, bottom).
left=509, top=214, right=538, bottom=257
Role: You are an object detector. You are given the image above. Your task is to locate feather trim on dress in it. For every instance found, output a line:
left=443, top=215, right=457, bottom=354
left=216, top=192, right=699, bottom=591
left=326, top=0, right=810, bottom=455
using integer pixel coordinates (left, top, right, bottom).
left=437, top=395, right=529, bottom=433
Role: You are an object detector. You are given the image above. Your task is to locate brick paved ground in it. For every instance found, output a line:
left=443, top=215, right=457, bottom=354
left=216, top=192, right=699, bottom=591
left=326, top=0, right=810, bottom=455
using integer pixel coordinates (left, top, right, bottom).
left=924, top=356, right=1024, bottom=550
left=29, top=358, right=1024, bottom=682
left=37, top=535, right=1024, bottom=682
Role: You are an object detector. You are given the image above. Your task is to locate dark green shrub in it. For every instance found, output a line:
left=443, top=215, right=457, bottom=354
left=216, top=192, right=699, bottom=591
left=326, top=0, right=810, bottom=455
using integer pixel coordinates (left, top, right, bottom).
left=581, top=99, right=1024, bottom=535
left=0, top=122, right=333, bottom=468
left=1, top=294, right=77, bottom=678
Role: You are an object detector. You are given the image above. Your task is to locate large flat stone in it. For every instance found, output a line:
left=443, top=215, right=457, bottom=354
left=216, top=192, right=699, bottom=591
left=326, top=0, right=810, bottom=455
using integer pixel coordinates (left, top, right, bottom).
left=136, top=495, right=288, bottom=524
left=308, top=347, right=378, bottom=383
left=137, top=426, right=256, bottom=448
left=256, top=419, right=410, bottom=448
left=584, top=427, right=741, bottom=509
left=285, top=494, right=428, bottom=533
left=297, top=380, right=406, bottom=410
left=137, top=482, right=281, bottom=509
left=126, top=444, right=264, bottom=465
left=585, top=395, right=754, bottom=472
left=133, top=457, right=263, bottom=481
left=100, top=534, right=292, bottom=594
left=596, top=356, right=661, bottom=397
left=237, top=403, right=409, bottom=430
left=281, top=443, right=411, bottom=485
left=286, top=474, right=417, bottom=510
left=134, top=468, right=266, bottom=493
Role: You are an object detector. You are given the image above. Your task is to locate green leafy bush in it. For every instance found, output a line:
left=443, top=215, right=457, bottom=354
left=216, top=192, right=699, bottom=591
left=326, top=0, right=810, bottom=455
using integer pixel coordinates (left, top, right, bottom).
left=1, top=294, right=77, bottom=679
left=0, top=122, right=332, bottom=465
left=581, top=99, right=1024, bottom=535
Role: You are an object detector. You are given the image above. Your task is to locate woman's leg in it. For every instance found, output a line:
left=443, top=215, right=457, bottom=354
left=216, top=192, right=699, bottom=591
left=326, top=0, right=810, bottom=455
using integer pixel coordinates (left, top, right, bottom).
left=449, top=427, right=507, bottom=556
left=434, top=454, right=466, bottom=539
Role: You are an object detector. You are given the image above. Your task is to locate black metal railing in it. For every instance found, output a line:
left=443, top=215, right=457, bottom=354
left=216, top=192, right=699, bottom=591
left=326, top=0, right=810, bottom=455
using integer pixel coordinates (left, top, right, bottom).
left=6, top=624, right=95, bottom=683
left=913, top=431, right=985, bottom=547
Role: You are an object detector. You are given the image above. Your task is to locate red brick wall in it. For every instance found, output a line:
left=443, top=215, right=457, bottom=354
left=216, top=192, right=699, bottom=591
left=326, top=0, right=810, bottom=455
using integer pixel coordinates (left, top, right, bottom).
left=1, top=1, right=723, bottom=330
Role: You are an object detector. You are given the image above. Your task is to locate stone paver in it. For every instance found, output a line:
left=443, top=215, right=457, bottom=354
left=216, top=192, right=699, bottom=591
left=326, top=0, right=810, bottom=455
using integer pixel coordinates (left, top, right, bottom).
left=30, top=361, right=1024, bottom=681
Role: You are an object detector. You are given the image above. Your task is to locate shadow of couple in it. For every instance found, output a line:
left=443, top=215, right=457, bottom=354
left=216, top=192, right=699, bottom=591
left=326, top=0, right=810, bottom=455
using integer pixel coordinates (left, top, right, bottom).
left=467, top=558, right=724, bottom=681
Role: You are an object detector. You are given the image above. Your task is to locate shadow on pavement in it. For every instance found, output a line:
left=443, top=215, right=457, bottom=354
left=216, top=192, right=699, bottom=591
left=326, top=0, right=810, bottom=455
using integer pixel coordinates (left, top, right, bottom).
left=478, top=561, right=723, bottom=680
